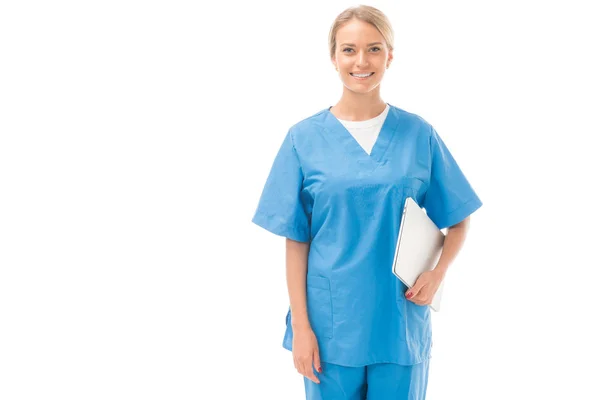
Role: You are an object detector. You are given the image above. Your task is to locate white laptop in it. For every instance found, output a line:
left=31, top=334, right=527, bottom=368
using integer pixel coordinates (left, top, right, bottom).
left=392, top=196, right=446, bottom=312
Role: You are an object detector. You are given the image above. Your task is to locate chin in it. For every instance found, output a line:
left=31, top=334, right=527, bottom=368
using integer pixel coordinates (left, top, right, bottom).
left=344, top=82, right=381, bottom=93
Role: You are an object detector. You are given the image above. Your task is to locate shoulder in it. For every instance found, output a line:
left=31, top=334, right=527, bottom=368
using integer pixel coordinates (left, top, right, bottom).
left=386, top=104, right=438, bottom=146
left=286, top=107, right=330, bottom=147
left=389, top=104, right=434, bottom=134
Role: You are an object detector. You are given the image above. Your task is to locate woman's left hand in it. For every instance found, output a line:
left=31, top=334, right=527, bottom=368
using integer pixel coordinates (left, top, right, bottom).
left=405, top=269, right=444, bottom=306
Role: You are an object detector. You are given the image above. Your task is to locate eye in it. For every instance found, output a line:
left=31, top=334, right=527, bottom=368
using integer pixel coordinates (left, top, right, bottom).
left=341, top=47, right=381, bottom=53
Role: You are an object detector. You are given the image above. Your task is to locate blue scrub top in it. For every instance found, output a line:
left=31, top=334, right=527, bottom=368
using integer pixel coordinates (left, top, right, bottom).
left=252, top=104, right=482, bottom=367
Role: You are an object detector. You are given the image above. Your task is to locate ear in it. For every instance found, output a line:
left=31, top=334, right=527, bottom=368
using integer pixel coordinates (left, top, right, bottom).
left=387, top=51, right=394, bottom=67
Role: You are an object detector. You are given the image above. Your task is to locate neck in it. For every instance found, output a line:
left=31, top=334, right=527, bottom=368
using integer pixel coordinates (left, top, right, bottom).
left=330, top=89, right=386, bottom=121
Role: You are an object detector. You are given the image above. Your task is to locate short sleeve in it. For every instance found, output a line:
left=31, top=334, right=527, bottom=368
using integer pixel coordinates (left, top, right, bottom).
left=251, top=130, right=311, bottom=242
left=423, top=126, right=483, bottom=230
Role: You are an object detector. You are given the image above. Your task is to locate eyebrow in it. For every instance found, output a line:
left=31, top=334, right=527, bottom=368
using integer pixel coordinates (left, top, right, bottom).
left=340, top=42, right=383, bottom=47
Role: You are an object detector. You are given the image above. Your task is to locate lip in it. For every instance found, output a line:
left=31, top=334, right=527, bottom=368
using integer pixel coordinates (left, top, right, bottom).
left=350, top=72, right=374, bottom=80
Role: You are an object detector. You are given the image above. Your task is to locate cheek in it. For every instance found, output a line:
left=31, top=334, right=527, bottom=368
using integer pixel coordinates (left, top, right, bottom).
left=339, top=60, right=353, bottom=71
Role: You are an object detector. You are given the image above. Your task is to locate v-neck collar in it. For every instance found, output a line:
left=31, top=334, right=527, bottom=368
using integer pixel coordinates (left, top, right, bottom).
left=322, top=103, right=399, bottom=166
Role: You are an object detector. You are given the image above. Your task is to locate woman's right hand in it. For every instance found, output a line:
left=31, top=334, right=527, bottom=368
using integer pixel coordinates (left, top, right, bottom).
left=292, top=326, right=321, bottom=384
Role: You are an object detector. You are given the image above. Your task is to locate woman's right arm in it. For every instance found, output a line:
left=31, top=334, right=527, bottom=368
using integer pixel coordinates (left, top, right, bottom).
left=285, top=238, right=321, bottom=384
left=286, top=238, right=310, bottom=330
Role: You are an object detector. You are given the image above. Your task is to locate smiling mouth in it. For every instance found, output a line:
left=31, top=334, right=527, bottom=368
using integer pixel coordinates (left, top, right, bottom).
left=350, top=72, right=374, bottom=78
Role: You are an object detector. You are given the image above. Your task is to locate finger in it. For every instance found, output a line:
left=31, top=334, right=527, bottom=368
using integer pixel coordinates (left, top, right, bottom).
left=299, top=356, right=312, bottom=375
left=413, top=294, right=426, bottom=303
left=408, top=296, right=424, bottom=306
left=295, top=356, right=308, bottom=377
left=304, top=359, right=320, bottom=384
left=313, top=349, right=322, bottom=374
left=406, top=287, right=419, bottom=299
left=296, top=357, right=306, bottom=377
left=413, top=293, right=425, bottom=301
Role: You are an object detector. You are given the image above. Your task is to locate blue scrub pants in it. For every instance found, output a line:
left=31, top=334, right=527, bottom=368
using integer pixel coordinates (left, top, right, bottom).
left=304, top=358, right=430, bottom=400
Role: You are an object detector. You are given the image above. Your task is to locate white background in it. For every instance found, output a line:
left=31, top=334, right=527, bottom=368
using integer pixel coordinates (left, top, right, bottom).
left=1, top=1, right=599, bottom=399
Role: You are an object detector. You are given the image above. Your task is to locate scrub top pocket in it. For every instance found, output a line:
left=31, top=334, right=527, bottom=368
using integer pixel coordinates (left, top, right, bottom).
left=306, top=275, right=333, bottom=339
left=397, top=292, right=432, bottom=344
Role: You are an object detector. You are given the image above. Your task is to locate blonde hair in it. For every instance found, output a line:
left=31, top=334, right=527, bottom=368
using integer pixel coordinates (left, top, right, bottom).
left=328, top=5, right=394, bottom=60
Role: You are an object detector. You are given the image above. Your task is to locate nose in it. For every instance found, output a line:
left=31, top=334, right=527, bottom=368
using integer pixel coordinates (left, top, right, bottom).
left=356, top=50, right=368, bottom=68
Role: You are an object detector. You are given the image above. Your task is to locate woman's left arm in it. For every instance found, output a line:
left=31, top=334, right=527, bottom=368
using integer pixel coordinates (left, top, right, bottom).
left=432, top=216, right=471, bottom=279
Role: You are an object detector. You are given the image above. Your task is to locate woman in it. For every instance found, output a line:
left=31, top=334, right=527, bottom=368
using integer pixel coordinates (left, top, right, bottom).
left=251, top=5, right=482, bottom=400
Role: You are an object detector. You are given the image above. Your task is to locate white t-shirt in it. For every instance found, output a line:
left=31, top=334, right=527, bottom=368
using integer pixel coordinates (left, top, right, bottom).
left=336, top=103, right=390, bottom=155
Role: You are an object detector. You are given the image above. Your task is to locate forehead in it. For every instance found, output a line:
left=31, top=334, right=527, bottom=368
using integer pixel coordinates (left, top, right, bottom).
left=336, top=19, right=383, bottom=44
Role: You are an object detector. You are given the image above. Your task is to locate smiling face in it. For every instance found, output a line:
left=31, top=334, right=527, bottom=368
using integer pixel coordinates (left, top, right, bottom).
left=332, top=18, right=393, bottom=94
